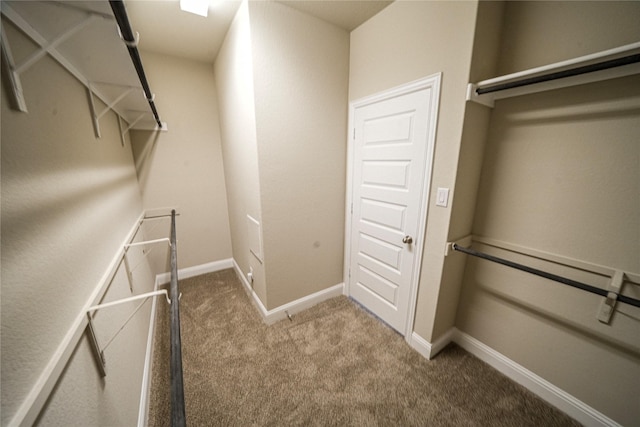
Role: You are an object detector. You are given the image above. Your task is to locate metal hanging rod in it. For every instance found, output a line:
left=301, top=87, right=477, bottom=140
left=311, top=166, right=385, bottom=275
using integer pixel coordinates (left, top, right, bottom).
left=1, top=1, right=166, bottom=136
left=170, top=209, right=186, bottom=426
left=467, top=42, right=640, bottom=107
left=476, top=54, right=640, bottom=95
left=452, top=243, right=640, bottom=309
left=108, top=0, right=162, bottom=128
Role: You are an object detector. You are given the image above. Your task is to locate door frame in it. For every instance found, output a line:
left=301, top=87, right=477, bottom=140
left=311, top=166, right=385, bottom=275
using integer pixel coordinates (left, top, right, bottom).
left=344, top=73, right=442, bottom=339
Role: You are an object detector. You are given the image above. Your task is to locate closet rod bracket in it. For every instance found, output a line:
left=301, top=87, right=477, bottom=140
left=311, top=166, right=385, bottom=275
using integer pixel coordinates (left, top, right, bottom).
left=1, top=24, right=28, bottom=112
left=85, top=289, right=171, bottom=377
left=123, top=238, right=171, bottom=291
left=445, top=235, right=472, bottom=256
left=86, top=314, right=107, bottom=377
left=597, top=270, right=625, bottom=324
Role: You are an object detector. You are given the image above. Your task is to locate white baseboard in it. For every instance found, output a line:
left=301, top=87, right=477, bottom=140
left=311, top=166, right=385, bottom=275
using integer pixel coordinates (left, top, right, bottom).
left=7, top=212, right=150, bottom=427
left=143, top=257, right=620, bottom=427
left=408, top=328, right=620, bottom=427
left=232, top=259, right=344, bottom=325
left=155, top=258, right=234, bottom=285
left=451, top=329, right=621, bottom=427
left=262, top=283, right=345, bottom=324
left=409, top=329, right=454, bottom=360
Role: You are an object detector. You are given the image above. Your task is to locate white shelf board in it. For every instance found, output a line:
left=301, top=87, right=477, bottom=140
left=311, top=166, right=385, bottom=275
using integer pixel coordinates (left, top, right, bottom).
left=467, top=41, right=640, bottom=107
left=1, top=0, right=164, bottom=132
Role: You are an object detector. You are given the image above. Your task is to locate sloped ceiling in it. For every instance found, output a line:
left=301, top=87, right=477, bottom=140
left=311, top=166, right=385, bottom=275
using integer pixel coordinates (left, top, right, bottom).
left=126, top=0, right=393, bottom=63
left=1, top=0, right=392, bottom=130
left=1, top=0, right=160, bottom=129
left=279, top=1, right=392, bottom=32
left=125, top=0, right=242, bottom=64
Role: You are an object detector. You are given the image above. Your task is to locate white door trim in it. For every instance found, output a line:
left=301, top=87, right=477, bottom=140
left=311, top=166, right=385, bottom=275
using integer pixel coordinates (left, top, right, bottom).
left=344, top=73, right=442, bottom=338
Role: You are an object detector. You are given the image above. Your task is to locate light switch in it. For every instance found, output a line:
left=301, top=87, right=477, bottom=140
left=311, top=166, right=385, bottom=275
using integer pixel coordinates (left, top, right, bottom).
left=436, top=188, right=449, bottom=207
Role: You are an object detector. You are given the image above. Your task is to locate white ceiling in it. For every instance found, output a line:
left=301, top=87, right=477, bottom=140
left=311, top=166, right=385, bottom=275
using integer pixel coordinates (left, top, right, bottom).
left=125, top=0, right=393, bottom=64
left=275, top=1, right=392, bottom=32
left=1, top=0, right=391, bottom=130
left=125, top=0, right=242, bottom=64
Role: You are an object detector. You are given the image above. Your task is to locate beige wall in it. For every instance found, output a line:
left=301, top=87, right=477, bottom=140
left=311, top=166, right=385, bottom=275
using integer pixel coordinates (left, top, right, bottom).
left=249, top=1, right=349, bottom=309
left=130, top=51, right=232, bottom=272
left=434, top=0, right=505, bottom=339
left=456, top=2, right=640, bottom=425
left=214, top=0, right=268, bottom=304
left=349, top=0, right=479, bottom=341
left=497, top=1, right=640, bottom=75
left=1, top=19, right=155, bottom=426
left=215, top=1, right=349, bottom=310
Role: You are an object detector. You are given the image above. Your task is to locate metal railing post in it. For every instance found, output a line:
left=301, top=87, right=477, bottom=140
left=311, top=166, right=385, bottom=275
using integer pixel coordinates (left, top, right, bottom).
left=170, top=209, right=186, bottom=426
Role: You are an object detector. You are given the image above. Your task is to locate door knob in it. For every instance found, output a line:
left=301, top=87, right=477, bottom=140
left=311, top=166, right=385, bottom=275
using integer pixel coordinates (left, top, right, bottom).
left=402, top=236, right=413, bottom=244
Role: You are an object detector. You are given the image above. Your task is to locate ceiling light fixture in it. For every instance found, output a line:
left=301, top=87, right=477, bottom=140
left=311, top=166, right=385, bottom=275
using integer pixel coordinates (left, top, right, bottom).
left=180, top=0, right=209, bottom=17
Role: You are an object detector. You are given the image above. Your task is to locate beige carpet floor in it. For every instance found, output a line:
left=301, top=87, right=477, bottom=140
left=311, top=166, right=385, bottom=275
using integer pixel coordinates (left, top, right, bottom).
left=148, top=269, right=580, bottom=426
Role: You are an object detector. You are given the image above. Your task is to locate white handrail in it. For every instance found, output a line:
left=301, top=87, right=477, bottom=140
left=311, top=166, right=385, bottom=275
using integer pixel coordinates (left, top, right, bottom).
left=7, top=208, right=178, bottom=427
left=88, top=289, right=170, bottom=313
left=125, top=238, right=171, bottom=249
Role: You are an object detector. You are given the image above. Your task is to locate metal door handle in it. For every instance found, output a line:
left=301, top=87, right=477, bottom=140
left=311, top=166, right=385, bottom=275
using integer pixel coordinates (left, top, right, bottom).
left=402, top=236, right=413, bottom=244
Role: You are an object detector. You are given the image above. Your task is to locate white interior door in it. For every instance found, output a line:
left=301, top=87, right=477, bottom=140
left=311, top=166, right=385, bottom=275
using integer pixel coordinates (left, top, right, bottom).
left=348, top=76, right=440, bottom=335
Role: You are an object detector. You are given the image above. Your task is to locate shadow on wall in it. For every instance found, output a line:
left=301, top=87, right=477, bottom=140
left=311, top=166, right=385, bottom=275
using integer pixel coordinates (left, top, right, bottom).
left=2, top=167, right=139, bottom=258
left=477, top=282, right=640, bottom=361
left=496, top=78, right=640, bottom=127
left=1, top=167, right=141, bottom=306
left=463, top=256, right=640, bottom=360
left=130, top=130, right=161, bottom=190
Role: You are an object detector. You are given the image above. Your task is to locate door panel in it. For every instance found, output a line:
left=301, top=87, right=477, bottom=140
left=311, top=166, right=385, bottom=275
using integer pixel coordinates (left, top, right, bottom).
left=361, top=161, right=411, bottom=189
left=349, top=87, right=434, bottom=334
left=359, top=233, right=402, bottom=270
left=363, top=113, right=414, bottom=143
left=357, top=265, right=398, bottom=305
left=360, top=198, right=407, bottom=231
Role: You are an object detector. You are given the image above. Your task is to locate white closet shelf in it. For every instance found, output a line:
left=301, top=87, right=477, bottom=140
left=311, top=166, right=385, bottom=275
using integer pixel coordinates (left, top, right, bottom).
left=1, top=0, right=167, bottom=137
left=467, top=42, right=640, bottom=107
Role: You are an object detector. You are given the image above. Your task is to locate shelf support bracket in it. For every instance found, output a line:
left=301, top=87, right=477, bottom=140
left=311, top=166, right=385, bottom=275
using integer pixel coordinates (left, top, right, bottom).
left=88, top=84, right=135, bottom=139
left=86, top=314, right=107, bottom=377
left=124, top=111, right=147, bottom=133
left=123, top=238, right=171, bottom=292
left=13, top=14, right=96, bottom=75
left=466, top=83, right=494, bottom=108
left=1, top=2, right=151, bottom=140
left=117, top=115, right=126, bottom=146
left=1, top=6, right=97, bottom=113
left=87, top=84, right=102, bottom=139
left=1, top=25, right=28, bottom=112
left=86, top=289, right=171, bottom=376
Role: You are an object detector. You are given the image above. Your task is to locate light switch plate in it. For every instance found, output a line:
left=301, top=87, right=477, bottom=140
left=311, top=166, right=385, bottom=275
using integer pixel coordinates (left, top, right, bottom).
left=436, top=187, right=449, bottom=207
